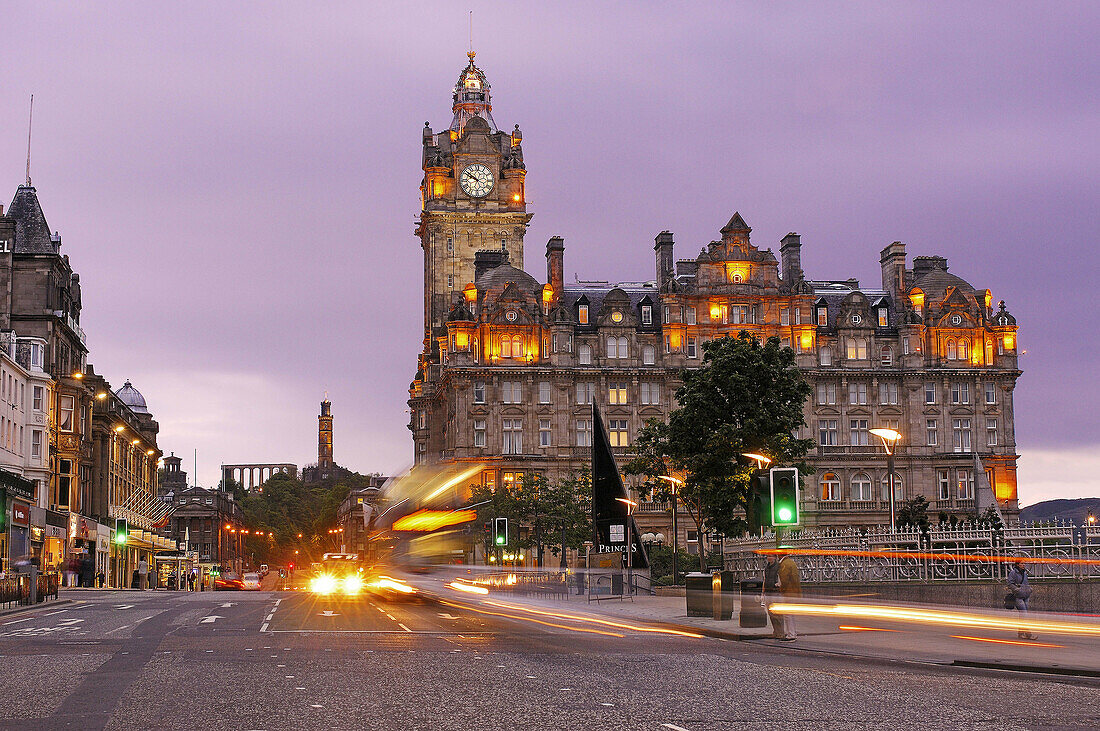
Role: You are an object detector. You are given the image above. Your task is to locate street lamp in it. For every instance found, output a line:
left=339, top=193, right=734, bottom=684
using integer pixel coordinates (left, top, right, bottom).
left=741, top=453, right=772, bottom=471
left=658, top=475, right=684, bottom=585
left=616, top=497, right=638, bottom=596
left=870, top=427, right=902, bottom=531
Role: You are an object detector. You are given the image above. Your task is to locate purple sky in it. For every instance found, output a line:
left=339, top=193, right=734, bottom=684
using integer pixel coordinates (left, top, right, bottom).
left=2, top=2, right=1097, bottom=503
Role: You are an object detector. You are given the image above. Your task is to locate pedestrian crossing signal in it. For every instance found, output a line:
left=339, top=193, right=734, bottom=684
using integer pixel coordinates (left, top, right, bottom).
left=769, top=467, right=800, bottom=526
left=114, top=518, right=128, bottom=544
left=494, top=517, right=508, bottom=546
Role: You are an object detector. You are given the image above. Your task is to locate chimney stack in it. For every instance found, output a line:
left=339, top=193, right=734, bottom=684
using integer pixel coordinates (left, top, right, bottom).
left=880, top=242, right=907, bottom=297
left=545, top=236, right=564, bottom=298
left=780, top=233, right=802, bottom=283
left=654, top=231, right=675, bottom=290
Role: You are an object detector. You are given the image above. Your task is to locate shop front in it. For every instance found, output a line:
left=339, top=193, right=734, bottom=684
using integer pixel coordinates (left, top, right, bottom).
left=0, top=471, right=36, bottom=576
left=8, top=500, right=31, bottom=572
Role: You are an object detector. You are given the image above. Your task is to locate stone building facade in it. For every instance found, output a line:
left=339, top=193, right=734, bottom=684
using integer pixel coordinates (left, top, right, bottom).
left=409, top=55, right=1022, bottom=532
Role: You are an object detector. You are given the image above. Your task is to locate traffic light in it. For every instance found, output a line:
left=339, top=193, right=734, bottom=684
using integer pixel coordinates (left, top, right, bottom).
left=748, top=473, right=770, bottom=531
left=114, top=518, right=128, bottom=544
left=769, top=467, right=800, bottom=526
left=494, top=517, right=508, bottom=546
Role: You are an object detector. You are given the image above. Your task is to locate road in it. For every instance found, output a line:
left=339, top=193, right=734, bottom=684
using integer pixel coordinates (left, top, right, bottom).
left=0, top=587, right=1096, bottom=730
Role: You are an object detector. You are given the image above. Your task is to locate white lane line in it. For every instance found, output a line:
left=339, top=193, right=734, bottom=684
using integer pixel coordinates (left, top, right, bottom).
left=104, top=624, right=130, bottom=635
left=385, top=614, right=396, bottom=621
left=260, top=622, right=269, bottom=633
left=265, top=614, right=274, bottom=621
left=398, top=623, right=411, bottom=632
left=42, top=610, right=68, bottom=616
left=662, top=724, right=692, bottom=731
left=274, top=598, right=282, bottom=606
left=2, top=617, right=33, bottom=625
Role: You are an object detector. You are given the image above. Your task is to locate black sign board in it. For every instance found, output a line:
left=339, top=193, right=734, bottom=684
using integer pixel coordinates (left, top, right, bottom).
left=590, top=405, right=648, bottom=569
left=0, top=469, right=34, bottom=502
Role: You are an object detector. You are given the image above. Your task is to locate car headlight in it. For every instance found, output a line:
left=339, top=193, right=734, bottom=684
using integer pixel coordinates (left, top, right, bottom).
left=342, top=575, right=364, bottom=595
left=311, top=574, right=337, bottom=594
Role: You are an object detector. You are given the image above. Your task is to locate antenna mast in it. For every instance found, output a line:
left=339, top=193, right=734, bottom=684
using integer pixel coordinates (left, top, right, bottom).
left=25, top=93, right=33, bottom=186
left=469, top=10, right=473, bottom=54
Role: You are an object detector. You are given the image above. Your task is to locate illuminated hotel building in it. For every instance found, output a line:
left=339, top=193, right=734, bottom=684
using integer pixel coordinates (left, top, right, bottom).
left=409, top=54, right=1021, bottom=529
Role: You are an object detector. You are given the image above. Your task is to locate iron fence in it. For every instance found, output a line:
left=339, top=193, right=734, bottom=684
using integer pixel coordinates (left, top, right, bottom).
left=722, top=521, right=1100, bottom=583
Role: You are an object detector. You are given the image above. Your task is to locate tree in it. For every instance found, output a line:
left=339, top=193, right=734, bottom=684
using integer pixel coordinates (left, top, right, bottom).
left=626, top=331, right=814, bottom=570
left=897, top=495, right=931, bottom=533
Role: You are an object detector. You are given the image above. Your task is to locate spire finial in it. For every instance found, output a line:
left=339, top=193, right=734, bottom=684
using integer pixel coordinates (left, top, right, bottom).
left=25, top=94, right=34, bottom=187
left=468, top=10, right=473, bottom=58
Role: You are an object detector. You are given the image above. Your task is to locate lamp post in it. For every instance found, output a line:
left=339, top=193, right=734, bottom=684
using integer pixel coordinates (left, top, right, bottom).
left=870, top=428, right=902, bottom=531
left=616, top=497, right=637, bottom=596
left=658, top=476, right=683, bottom=585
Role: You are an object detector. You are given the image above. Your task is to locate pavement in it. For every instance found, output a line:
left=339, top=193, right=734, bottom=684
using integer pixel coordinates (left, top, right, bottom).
left=0, top=580, right=1093, bottom=730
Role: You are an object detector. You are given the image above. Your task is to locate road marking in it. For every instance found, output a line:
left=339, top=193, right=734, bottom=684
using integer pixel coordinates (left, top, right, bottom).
left=385, top=614, right=396, bottom=621
left=601, top=703, right=614, bottom=707
left=310, top=704, right=323, bottom=708
left=438, top=613, right=459, bottom=620
left=260, top=623, right=269, bottom=632
left=220, top=603, right=236, bottom=608
left=43, top=610, right=68, bottom=616
left=200, top=615, right=223, bottom=624
left=57, top=619, right=84, bottom=625
left=662, top=724, right=691, bottom=731
left=319, top=610, right=339, bottom=617
left=114, top=605, right=134, bottom=610
left=398, top=623, right=411, bottom=632
left=2, top=618, right=33, bottom=625
left=104, top=624, right=130, bottom=635
left=274, top=599, right=282, bottom=606
left=265, top=614, right=274, bottom=621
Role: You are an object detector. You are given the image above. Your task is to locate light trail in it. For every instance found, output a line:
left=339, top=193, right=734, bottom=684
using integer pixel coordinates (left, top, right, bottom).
left=950, top=635, right=1065, bottom=648
left=756, top=547, right=1100, bottom=567
left=448, top=581, right=489, bottom=595
left=838, top=625, right=900, bottom=632
left=769, top=602, right=1100, bottom=637
left=483, top=599, right=704, bottom=638
left=437, top=600, right=624, bottom=637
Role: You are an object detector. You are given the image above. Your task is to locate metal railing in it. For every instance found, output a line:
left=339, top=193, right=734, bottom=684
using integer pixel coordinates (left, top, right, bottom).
left=0, top=571, right=60, bottom=608
left=723, top=522, right=1100, bottom=583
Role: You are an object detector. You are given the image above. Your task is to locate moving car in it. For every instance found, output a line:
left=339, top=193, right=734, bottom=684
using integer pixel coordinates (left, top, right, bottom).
left=242, top=572, right=262, bottom=590
left=308, top=553, right=366, bottom=597
left=214, top=573, right=244, bottom=591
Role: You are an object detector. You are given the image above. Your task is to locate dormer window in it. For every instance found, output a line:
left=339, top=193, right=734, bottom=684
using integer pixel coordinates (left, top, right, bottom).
left=816, top=306, right=827, bottom=326
left=578, top=304, right=589, bottom=325
left=641, top=306, right=652, bottom=325
left=878, top=308, right=888, bottom=327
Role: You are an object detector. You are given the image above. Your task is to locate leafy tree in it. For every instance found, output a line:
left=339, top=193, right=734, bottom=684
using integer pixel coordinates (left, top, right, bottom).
left=897, top=495, right=931, bottom=532
left=626, top=331, right=814, bottom=571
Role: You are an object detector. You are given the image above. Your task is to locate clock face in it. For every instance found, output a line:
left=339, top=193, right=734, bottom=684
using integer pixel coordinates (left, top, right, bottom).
left=460, top=164, right=494, bottom=197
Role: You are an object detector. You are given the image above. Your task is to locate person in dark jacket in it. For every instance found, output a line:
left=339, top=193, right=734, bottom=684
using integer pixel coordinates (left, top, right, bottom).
left=763, top=554, right=782, bottom=636
left=1007, top=559, right=1035, bottom=640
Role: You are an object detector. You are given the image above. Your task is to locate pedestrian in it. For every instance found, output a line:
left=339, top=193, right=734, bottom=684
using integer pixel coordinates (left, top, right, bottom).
left=187, top=570, right=196, bottom=592
left=1006, top=558, right=1035, bottom=640
left=137, top=557, right=149, bottom=590
left=763, top=553, right=782, bottom=637
left=773, top=548, right=802, bottom=641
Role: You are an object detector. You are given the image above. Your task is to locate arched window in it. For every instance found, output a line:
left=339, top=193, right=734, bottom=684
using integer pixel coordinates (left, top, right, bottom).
left=500, top=335, right=511, bottom=358
left=881, top=473, right=904, bottom=501
left=642, top=345, right=655, bottom=365
left=958, top=338, right=969, bottom=360
left=512, top=335, right=524, bottom=359
left=880, top=345, right=892, bottom=367
left=985, top=339, right=994, bottom=364
left=945, top=339, right=957, bottom=360
left=819, top=345, right=833, bottom=366
left=820, top=473, right=841, bottom=501
left=618, top=336, right=628, bottom=359
left=851, top=473, right=873, bottom=501
left=607, top=337, right=617, bottom=359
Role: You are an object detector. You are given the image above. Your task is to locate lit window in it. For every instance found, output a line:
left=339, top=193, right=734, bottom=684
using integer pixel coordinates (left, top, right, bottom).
left=820, top=473, right=840, bottom=501
left=957, top=469, right=974, bottom=499
left=642, top=345, right=656, bottom=365
left=958, top=339, right=969, bottom=360
left=851, top=473, right=872, bottom=501
left=846, top=338, right=868, bottom=360
left=818, top=420, right=838, bottom=446
left=473, top=381, right=485, bottom=404
left=538, top=381, right=551, bottom=404
left=608, top=382, right=628, bottom=405
left=608, top=419, right=629, bottom=447
left=539, top=419, right=552, bottom=448
left=578, top=344, right=592, bottom=365
left=945, top=339, right=957, bottom=360
left=578, top=304, right=589, bottom=325
left=575, top=382, right=594, bottom=405
left=878, top=308, right=888, bottom=327
left=816, top=306, right=827, bottom=326
left=730, top=305, right=750, bottom=324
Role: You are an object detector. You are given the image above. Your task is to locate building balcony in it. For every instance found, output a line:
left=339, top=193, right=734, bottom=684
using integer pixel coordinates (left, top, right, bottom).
left=810, top=500, right=891, bottom=512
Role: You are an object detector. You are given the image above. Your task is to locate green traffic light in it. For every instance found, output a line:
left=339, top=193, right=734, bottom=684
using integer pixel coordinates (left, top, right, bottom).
left=495, top=536, right=504, bottom=545
left=115, top=533, right=127, bottom=544
left=777, top=506, right=793, bottom=522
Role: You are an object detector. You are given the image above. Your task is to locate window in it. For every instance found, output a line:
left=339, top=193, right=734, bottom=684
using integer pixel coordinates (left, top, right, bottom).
left=642, top=345, right=655, bottom=365
left=33, top=385, right=43, bottom=411
left=819, top=346, right=833, bottom=366
left=951, top=381, right=970, bottom=405
left=501, top=334, right=524, bottom=359
left=985, top=339, right=994, bottom=365
left=730, top=305, right=750, bottom=324
left=851, top=473, right=872, bottom=501
left=686, top=307, right=696, bottom=325
left=576, top=419, right=592, bottom=447
left=30, top=343, right=44, bottom=369
left=984, top=382, right=996, bottom=404
left=608, top=419, right=629, bottom=447
left=848, top=383, right=868, bottom=405
left=502, top=419, right=523, bottom=455
left=640, top=382, right=660, bottom=405
left=816, top=382, right=836, bottom=405
left=952, top=418, right=972, bottom=452
left=473, top=420, right=486, bottom=447
left=820, top=473, right=841, bottom=501
left=846, top=338, right=868, bottom=360
left=606, top=336, right=628, bottom=359
left=794, top=307, right=803, bottom=325
left=539, top=419, right=552, bottom=448
left=926, top=419, right=938, bottom=446
left=686, top=337, right=698, bottom=359
left=958, top=339, right=969, bottom=361
left=957, top=469, right=974, bottom=500
left=816, top=306, right=828, bottom=326
left=881, top=473, right=903, bottom=502
left=59, top=394, right=75, bottom=432
left=575, top=382, right=595, bottom=405
left=986, top=418, right=997, bottom=446
left=538, top=381, right=551, bottom=404
left=664, top=334, right=671, bottom=353
left=641, top=306, right=652, bottom=325
left=608, top=381, right=628, bottom=405
left=849, top=419, right=869, bottom=446
left=446, top=237, right=453, bottom=252
left=473, top=381, right=485, bottom=404
left=879, top=382, right=898, bottom=405
left=417, top=410, right=426, bottom=429
left=903, top=337, right=910, bottom=355
left=57, top=458, right=73, bottom=508
left=880, top=346, right=892, bottom=367
left=578, top=344, right=592, bottom=365
left=877, top=307, right=888, bottom=327
left=925, top=382, right=937, bottom=404
left=938, top=470, right=951, bottom=501
left=945, top=339, right=957, bottom=360
left=578, top=304, right=589, bottom=325
left=472, top=338, right=480, bottom=363
left=447, top=274, right=454, bottom=289
left=780, top=308, right=790, bottom=326
left=31, top=429, right=41, bottom=459
left=818, top=419, right=838, bottom=446
left=502, top=382, right=522, bottom=404
left=663, top=305, right=670, bottom=323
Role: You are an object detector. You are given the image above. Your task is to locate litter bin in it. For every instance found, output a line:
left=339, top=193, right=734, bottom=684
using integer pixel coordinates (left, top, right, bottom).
left=685, top=573, right=712, bottom=617
left=739, top=579, right=768, bottom=628
left=711, top=571, right=737, bottom=620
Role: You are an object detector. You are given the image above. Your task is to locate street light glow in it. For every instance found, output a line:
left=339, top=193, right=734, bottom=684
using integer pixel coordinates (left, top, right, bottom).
left=615, top=497, right=638, bottom=509
left=870, top=428, right=902, bottom=443
left=741, top=453, right=772, bottom=465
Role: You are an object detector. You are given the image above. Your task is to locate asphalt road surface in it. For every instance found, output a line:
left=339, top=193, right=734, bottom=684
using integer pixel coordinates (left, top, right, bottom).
left=0, top=588, right=1096, bottom=731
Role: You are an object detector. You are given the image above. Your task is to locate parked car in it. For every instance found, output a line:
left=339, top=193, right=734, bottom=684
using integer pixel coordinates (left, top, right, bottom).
left=242, top=572, right=262, bottom=590
left=214, top=574, right=244, bottom=591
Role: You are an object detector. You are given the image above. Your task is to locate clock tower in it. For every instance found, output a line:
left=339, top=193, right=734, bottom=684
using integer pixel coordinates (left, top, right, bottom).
left=416, top=51, right=531, bottom=347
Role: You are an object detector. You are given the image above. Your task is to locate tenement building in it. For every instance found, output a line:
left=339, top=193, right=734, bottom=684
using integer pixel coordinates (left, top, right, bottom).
left=408, top=53, right=1022, bottom=530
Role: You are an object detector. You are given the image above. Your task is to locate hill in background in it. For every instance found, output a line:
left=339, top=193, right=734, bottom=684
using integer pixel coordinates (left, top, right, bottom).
left=1020, top=497, right=1100, bottom=526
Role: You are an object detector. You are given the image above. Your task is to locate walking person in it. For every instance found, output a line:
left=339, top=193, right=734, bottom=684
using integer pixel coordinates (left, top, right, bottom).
left=137, top=557, right=149, bottom=591
left=187, top=569, right=196, bottom=592
left=1006, top=558, right=1035, bottom=640
left=774, top=548, right=802, bottom=641
left=763, top=553, right=783, bottom=638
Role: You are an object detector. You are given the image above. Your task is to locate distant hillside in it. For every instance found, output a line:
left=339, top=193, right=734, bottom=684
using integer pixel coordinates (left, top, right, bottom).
left=1019, top=498, right=1100, bottom=526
